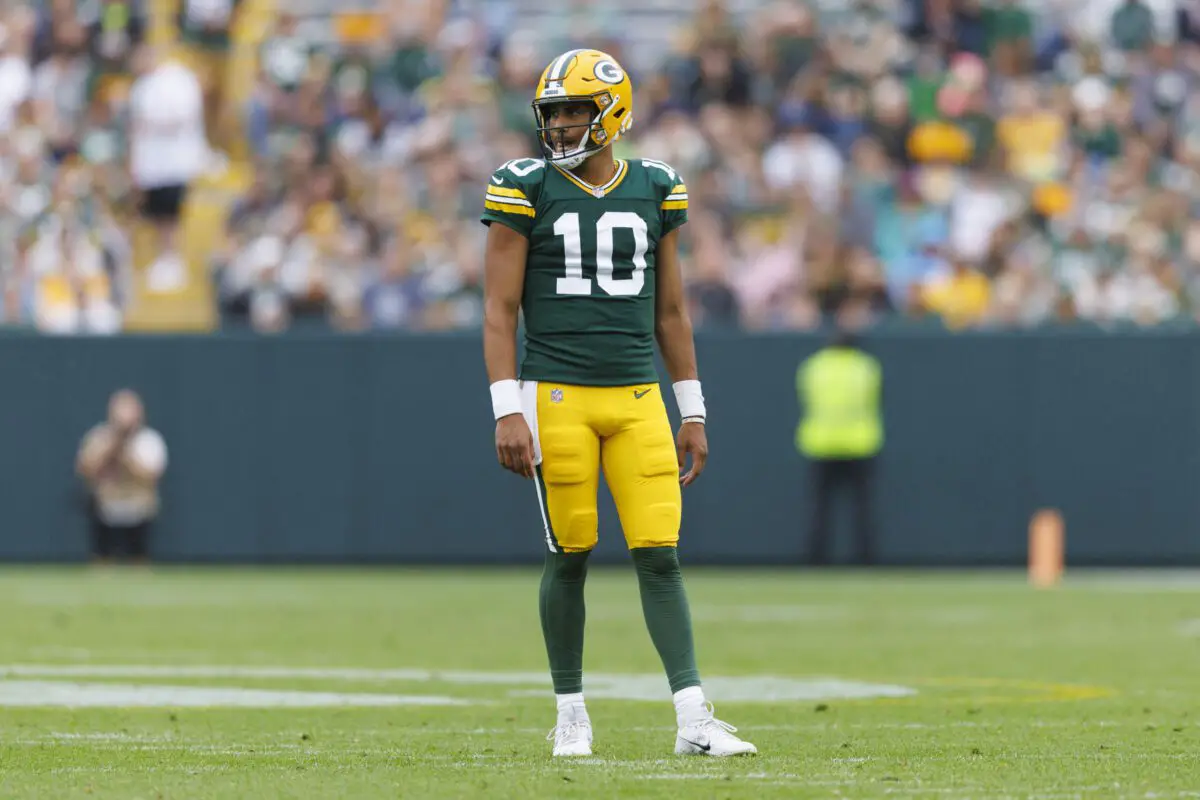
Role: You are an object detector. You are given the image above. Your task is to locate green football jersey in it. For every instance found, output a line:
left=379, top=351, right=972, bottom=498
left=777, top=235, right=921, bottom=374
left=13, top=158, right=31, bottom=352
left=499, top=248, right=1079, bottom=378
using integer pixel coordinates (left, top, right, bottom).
left=480, top=157, right=689, bottom=386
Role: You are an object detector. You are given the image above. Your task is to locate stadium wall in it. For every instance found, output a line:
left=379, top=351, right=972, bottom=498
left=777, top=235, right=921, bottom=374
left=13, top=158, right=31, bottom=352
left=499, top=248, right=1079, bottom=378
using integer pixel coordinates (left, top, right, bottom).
left=1, top=330, right=1195, bottom=566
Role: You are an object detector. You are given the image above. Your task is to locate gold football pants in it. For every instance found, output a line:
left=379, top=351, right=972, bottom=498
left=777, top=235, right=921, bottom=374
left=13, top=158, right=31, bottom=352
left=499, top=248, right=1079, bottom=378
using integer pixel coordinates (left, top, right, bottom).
left=519, top=381, right=681, bottom=552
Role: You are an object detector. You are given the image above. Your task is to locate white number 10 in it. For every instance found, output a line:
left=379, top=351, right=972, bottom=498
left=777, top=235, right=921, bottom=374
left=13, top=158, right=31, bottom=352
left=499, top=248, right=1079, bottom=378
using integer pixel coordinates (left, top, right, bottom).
left=553, top=212, right=648, bottom=297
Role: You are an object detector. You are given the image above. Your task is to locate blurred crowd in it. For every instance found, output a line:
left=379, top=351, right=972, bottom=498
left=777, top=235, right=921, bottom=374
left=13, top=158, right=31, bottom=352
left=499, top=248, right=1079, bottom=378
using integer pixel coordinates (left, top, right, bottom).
left=12, top=0, right=1200, bottom=334
left=0, top=0, right=145, bottom=333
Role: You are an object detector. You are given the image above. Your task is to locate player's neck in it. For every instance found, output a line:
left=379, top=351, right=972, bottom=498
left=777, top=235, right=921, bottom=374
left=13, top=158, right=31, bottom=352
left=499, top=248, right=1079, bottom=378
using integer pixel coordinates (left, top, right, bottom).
left=568, top=152, right=617, bottom=188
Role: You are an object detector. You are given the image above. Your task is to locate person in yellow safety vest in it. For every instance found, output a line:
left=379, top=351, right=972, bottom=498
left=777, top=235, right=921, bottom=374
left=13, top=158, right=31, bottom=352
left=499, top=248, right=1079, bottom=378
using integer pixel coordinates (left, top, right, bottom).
left=796, top=329, right=884, bottom=566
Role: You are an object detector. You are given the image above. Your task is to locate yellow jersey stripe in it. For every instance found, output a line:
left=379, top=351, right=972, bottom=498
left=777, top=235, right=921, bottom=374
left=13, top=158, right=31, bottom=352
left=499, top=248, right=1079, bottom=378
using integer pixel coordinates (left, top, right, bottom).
left=670, top=184, right=687, bottom=195
left=485, top=199, right=536, bottom=217
left=661, top=199, right=688, bottom=210
left=486, top=191, right=532, bottom=207
left=488, top=185, right=528, bottom=200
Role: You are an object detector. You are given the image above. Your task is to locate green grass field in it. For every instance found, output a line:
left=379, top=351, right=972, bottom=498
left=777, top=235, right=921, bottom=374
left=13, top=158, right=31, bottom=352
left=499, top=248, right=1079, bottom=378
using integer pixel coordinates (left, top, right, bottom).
left=1, top=566, right=1198, bottom=799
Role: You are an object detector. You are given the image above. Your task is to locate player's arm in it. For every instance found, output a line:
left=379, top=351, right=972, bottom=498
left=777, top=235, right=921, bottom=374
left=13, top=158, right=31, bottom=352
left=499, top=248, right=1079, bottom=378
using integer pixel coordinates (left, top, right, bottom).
left=483, top=221, right=535, bottom=479
left=655, top=228, right=708, bottom=487
left=655, top=228, right=698, bottom=383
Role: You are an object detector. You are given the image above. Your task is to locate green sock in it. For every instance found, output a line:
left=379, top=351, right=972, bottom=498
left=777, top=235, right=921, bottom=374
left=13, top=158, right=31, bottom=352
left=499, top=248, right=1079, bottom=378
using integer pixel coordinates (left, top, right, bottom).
left=539, top=549, right=591, bottom=695
left=631, top=546, right=701, bottom=693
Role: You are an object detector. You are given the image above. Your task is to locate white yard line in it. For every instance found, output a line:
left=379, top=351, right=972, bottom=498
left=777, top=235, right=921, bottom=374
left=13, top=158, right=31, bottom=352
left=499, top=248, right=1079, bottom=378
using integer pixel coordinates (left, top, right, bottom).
left=49, top=766, right=235, bottom=775
left=0, top=681, right=471, bottom=708
left=319, top=719, right=1176, bottom=736
left=0, top=664, right=917, bottom=703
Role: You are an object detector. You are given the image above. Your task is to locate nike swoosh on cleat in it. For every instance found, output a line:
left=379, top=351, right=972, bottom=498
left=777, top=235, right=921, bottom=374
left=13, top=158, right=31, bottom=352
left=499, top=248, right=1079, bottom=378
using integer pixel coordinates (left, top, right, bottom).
left=634, top=389, right=651, bottom=399
left=680, top=737, right=711, bottom=752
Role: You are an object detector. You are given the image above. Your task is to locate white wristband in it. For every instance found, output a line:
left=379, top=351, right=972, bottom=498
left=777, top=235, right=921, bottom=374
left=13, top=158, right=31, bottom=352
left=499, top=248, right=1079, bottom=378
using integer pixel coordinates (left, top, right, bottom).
left=490, top=379, right=523, bottom=420
left=673, top=380, right=706, bottom=423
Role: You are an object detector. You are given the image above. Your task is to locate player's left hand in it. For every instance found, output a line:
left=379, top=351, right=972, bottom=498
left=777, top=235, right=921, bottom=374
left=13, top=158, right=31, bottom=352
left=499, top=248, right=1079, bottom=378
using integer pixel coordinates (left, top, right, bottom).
left=676, top=421, right=707, bottom=487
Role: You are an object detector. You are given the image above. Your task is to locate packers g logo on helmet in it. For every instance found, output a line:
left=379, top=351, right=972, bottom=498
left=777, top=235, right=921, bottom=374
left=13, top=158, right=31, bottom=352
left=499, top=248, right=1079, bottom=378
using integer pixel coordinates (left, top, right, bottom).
left=532, top=49, right=634, bottom=170
left=593, top=60, right=624, bottom=84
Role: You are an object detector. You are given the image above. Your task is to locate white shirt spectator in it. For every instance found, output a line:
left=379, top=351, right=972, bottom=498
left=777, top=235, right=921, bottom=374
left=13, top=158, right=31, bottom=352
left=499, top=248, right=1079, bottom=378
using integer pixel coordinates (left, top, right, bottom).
left=762, top=132, right=844, bottom=216
left=0, top=48, right=31, bottom=132
left=950, top=179, right=1011, bottom=263
left=32, top=54, right=89, bottom=141
left=129, top=59, right=207, bottom=189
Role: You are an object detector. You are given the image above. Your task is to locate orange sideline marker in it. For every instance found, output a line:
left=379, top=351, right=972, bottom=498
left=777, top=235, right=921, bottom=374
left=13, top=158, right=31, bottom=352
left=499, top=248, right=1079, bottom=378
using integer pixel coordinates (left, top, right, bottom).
left=1029, top=509, right=1064, bottom=588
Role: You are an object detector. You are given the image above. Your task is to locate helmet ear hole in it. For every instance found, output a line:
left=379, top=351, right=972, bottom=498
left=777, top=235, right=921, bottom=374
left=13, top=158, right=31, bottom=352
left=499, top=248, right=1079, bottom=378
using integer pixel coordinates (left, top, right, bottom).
left=613, top=108, right=626, bottom=119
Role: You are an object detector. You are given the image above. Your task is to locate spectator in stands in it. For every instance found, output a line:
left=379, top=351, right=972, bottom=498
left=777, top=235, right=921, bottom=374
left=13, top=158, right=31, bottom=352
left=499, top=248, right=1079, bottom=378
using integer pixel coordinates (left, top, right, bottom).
left=248, top=255, right=290, bottom=333
left=361, top=231, right=427, bottom=330
left=76, top=388, right=168, bottom=566
left=763, top=106, right=844, bottom=217
left=128, top=43, right=207, bottom=293
left=0, top=12, right=34, bottom=133
left=88, top=0, right=145, bottom=60
left=949, top=168, right=1012, bottom=265
left=425, top=233, right=484, bottom=329
left=687, top=218, right=740, bottom=330
left=921, top=254, right=993, bottom=331
left=874, top=173, right=949, bottom=311
left=177, top=0, right=241, bottom=148
left=259, top=12, right=313, bottom=95
left=1111, top=0, right=1158, bottom=52
left=20, top=164, right=125, bottom=335
left=814, top=245, right=895, bottom=329
left=33, top=17, right=90, bottom=162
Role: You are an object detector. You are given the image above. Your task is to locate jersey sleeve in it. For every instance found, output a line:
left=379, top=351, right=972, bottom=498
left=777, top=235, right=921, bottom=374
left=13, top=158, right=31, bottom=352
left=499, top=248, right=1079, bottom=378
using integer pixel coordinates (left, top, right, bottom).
left=658, top=169, right=689, bottom=235
left=480, top=162, right=541, bottom=238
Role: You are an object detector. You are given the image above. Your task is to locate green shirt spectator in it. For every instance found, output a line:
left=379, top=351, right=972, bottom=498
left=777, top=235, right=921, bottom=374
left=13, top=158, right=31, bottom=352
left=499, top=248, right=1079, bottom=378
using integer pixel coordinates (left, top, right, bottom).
left=1111, top=0, right=1156, bottom=52
left=985, top=0, right=1033, bottom=51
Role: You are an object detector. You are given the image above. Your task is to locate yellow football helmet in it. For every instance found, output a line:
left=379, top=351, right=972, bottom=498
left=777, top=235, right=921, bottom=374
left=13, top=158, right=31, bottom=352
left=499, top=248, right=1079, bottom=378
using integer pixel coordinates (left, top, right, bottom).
left=532, top=49, right=634, bottom=169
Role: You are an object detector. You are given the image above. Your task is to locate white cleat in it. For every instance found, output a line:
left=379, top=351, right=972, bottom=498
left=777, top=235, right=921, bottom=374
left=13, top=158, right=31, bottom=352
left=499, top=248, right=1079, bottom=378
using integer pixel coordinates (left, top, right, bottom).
left=675, top=705, right=757, bottom=757
left=547, top=719, right=593, bottom=757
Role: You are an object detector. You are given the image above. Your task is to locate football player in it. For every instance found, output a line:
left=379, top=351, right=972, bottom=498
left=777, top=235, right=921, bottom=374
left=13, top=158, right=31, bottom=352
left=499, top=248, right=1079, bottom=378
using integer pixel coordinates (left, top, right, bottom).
left=481, top=48, right=757, bottom=759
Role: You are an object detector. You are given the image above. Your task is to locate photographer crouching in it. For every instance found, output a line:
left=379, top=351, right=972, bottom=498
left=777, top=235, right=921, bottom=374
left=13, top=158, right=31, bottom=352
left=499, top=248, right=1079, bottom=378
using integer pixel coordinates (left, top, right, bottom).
left=76, top=390, right=169, bottom=565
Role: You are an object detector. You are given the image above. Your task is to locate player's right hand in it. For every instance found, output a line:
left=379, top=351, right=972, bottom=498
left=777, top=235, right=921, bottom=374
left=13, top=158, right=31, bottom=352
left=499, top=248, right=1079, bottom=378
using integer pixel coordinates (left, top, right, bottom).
left=495, top=414, right=535, bottom=479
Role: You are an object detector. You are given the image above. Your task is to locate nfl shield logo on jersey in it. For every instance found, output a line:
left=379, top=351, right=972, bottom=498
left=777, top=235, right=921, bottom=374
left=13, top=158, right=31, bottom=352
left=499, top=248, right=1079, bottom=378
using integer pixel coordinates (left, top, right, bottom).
left=550, top=388, right=564, bottom=404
